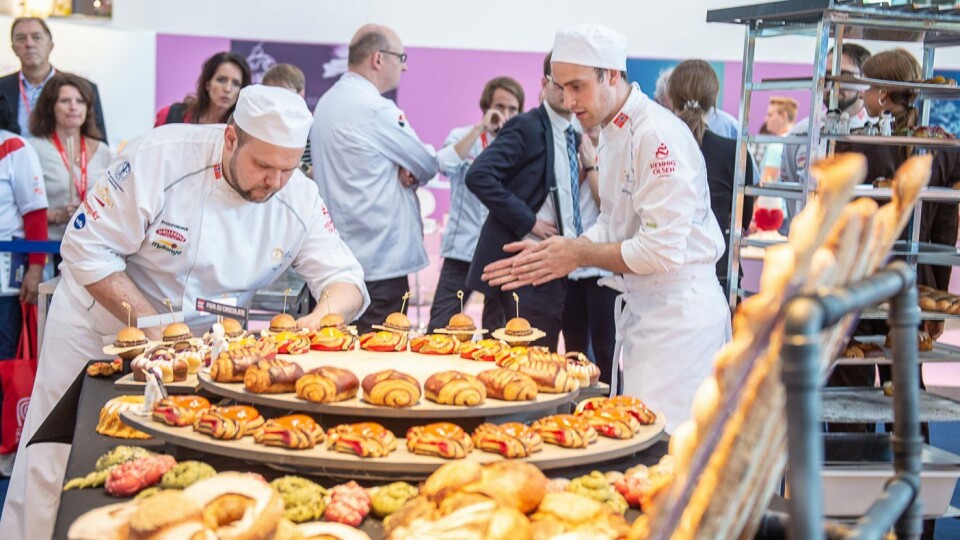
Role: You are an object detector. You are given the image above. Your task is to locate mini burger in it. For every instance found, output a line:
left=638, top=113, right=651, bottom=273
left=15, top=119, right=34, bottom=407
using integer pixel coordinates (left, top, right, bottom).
left=269, top=313, right=297, bottom=333
left=112, top=326, right=149, bottom=360
left=221, top=318, right=246, bottom=339
left=492, top=317, right=546, bottom=344
left=437, top=313, right=485, bottom=342
left=319, top=313, right=347, bottom=332
left=162, top=322, right=194, bottom=344
left=374, top=312, right=411, bottom=333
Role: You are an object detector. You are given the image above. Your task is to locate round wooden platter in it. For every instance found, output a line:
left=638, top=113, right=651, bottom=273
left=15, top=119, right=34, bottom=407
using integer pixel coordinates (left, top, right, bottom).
left=120, top=410, right=665, bottom=477
left=197, top=350, right=582, bottom=419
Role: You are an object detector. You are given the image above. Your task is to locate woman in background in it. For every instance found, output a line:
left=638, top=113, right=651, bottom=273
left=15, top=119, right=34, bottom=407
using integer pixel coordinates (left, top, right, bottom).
left=155, top=51, right=251, bottom=126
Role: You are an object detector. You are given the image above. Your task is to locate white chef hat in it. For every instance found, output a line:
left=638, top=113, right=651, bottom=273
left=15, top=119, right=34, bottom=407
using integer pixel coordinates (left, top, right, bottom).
left=553, top=24, right=628, bottom=72
left=233, top=85, right=313, bottom=149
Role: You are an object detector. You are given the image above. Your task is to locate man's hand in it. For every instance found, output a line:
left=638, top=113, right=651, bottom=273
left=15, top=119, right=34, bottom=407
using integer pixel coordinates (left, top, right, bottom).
left=482, top=237, right=581, bottom=290
left=480, top=240, right=538, bottom=289
left=482, top=109, right=505, bottom=135
left=530, top=219, right=558, bottom=240
left=19, top=264, right=42, bottom=304
left=398, top=167, right=417, bottom=188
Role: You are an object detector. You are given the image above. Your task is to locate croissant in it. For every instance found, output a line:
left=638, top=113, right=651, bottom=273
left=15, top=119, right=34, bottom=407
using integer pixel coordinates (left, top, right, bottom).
left=424, top=371, right=486, bottom=406
left=475, top=368, right=538, bottom=401
left=578, top=408, right=641, bottom=439
left=193, top=405, right=265, bottom=440
left=472, top=422, right=543, bottom=458
left=295, top=366, right=359, bottom=403
left=359, top=331, right=409, bottom=352
left=152, top=395, right=211, bottom=427
left=309, top=327, right=357, bottom=351
left=498, top=355, right=580, bottom=394
left=210, top=343, right=276, bottom=383
left=242, top=358, right=304, bottom=394
left=531, top=414, right=598, bottom=448
left=362, top=370, right=421, bottom=407
left=410, top=334, right=460, bottom=355
left=253, top=414, right=324, bottom=449
left=327, top=422, right=397, bottom=458
left=406, top=422, right=474, bottom=459
left=576, top=396, right=657, bottom=426
left=460, top=339, right=509, bottom=362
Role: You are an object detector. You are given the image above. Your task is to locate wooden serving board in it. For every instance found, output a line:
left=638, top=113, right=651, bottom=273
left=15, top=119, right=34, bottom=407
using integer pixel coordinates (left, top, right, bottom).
left=115, top=373, right=200, bottom=394
left=121, top=410, right=665, bottom=478
left=198, top=349, right=582, bottom=419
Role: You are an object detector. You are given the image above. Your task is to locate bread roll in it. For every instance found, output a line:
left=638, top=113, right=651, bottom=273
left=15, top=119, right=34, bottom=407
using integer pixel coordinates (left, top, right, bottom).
left=243, top=358, right=304, bottom=394
left=424, top=371, right=486, bottom=406
left=295, top=366, right=359, bottom=403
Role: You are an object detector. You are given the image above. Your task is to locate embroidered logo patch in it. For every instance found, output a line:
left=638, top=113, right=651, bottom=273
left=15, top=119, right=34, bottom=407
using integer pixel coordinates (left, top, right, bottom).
left=613, top=112, right=629, bottom=128
left=73, top=213, right=86, bottom=230
left=655, top=143, right=669, bottom=160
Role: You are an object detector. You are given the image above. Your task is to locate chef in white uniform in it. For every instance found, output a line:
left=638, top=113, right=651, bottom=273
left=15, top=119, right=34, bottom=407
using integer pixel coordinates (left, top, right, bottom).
left=0, top=85, right=368, bottom=539
left=482, top=24, right=730, bottom=433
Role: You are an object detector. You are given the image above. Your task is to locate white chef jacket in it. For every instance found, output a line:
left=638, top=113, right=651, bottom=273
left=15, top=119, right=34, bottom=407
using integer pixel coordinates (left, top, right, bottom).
left=438, top=124, right=490, bottom=263
left=311, top=72, right=457, bottom=281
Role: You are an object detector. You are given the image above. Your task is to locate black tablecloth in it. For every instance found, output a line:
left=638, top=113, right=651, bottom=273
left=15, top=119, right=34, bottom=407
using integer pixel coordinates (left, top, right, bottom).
left=52, top=364, right=669, bottom=539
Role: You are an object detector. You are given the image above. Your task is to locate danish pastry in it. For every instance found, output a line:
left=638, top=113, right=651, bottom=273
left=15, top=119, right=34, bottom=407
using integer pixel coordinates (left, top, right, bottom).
left=565, top=352, right=601, bottom=387
left=472, top=422, right=543, bottom=458
left=497, top=355, right=580, bottom=393
left=152, top=395, right=211, bottom=427
left=253, top=414, right=325, bottom=449
left=210, top=342, right=276, bottom=383
left=86, top=358, right=122, bottom=377
left=532, top=414, right=598, bottom=448
left=243, top=358, right=304, bottom=394
left=310, top=326, right=357, bottom=351
left=578, top=408, right=641, bottom=439
left=459, top=338, right=509, bottom=361
left=424, top=371, right=486, bottom=406
left=476, top=368, right=538, bottom=401
left=295, top=366, right=359, bottom=403
left=359, top=330, right=409, bottom=352
left=362, top=369, right=421, bottom=407
left=193, top=405, right=265, bottom=440
left=97, top=395, right=152, bottom=439
left=410, top=334, right=460, bottom=355
left=326, top=422, right=398, bottom=458
left=268, top=331, right=311, bottom=355
left=576, top=396, right=657, bottom=426
left=406, top=422, right=474, bottom=459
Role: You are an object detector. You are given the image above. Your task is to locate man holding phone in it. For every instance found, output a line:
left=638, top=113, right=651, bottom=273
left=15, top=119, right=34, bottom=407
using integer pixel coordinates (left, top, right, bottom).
left=427, top=76, right=524, bottom=332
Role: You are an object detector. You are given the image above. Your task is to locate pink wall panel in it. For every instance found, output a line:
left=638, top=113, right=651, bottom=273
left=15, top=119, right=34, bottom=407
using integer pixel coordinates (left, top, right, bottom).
left=155, top=35, right=232, bottom=113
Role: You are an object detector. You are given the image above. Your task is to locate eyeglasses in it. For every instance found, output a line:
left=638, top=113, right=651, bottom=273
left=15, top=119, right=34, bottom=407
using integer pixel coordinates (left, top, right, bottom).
left=379, top=50, right=408, bottom=64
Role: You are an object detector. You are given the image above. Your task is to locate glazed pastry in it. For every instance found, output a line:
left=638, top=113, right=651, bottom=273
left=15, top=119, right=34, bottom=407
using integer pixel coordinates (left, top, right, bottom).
left=459, top=338, right=509, bottom=361
left=210, top=343, right=276, bottom=383
left=253, top=414, right=325, bottom=449
left=326, top=422, right=398, bottom=458
left=578, top=408, right=641, bottom=439
left=362, top=369, right=421, bottom=407
left=310, top=326, right=357, bottom=351
left=529, top=492, right=629, bottom=539
left=160, top=460, right=217, bottom=489
left=532, top=414, right=598, bottom=448
left=410, top=334, right=460, bottom=355
left=497, top=355, right=580, bottom=393
left=565, top=352, right=601, bottom=387
left=97, top=395, right=152, bottom=439
left=567, top=471, right=629, bottom=515
left=576, top=396, right=657, bottom=426
left=171, top=341, right=204, bottom=374
left=86, top=358, right=122, bottom=377
left=268, top=331, right=311, bottom=355
left=472, top=422, right=543, bottom=458
left=406, top=422, right=474, bottom=459
left=64, top=446, right=155, bottom=491
left=270, top=475, right=328, bottom=523
left=476, top=368, right=538, bottom=401
left=359, top=330, right=409, bottom=352
left=152, top=395, right=211, bottom=427
left=182, top=472, right=285, bottom=540
left=324, top=481, right=372, bottom=527
left=369, top=482, right=418, bottom=518
left=193, top=405, right=265, bottom=440
left=104, top=454, right=178, bottom=497
left=424, top=371, right=486, bottom=406
left=885, top=330, right=935, bottom=352
left=243, top=358, right=305, bottom=393
left=295, top=366, right=359, bottom=403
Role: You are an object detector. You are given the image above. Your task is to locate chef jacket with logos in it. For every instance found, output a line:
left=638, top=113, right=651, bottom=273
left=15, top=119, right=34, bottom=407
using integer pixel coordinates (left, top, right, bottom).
left=312, top=72, right=456, bottom=281
left=587, top=83, right=730, bottom=433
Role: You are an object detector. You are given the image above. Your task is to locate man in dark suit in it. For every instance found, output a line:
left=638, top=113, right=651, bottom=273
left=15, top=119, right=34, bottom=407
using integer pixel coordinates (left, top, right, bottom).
left=0, top=17, right=107, bottom=140
left=465, top=52, right=576, bottom=349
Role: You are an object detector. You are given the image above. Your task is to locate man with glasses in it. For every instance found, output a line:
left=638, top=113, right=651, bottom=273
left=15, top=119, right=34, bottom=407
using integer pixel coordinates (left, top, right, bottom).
left=312, top=23, right=449, bottom=333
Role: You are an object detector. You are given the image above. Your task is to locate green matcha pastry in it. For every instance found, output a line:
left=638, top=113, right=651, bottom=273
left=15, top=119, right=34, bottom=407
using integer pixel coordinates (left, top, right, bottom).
left=270, top=475, right=328, bottom=523
left=161, top=461, right=217, bottom=489
left=568, top=470, right=628, bottom=515
left=369, top=481, right=418, bottom=517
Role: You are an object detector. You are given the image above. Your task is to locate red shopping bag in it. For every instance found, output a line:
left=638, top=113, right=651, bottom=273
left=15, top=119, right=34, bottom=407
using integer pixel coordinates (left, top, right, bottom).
left=0, top=302, right=38, bottom=454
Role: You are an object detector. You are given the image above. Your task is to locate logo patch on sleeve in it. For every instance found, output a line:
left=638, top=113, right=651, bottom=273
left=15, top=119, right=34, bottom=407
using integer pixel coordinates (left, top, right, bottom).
left=73, top=213, right=86, bottom=230
left=613, top=112, right=629, bottom=128
left=398, top=113, right=406, bottom=127
left=655, top=143, right=669, bottom=160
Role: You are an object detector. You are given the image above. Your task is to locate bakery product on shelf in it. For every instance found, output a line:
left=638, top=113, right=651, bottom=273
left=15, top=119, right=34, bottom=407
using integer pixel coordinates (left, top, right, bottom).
left=326, top=422, right=398, bottom=458
left=126, top=490, right=205, bottom=538
left=111, top=326, right=149, bottom=360
left=497, top=354, right=580, bottom=393
left=193, top=405, right=265, bottom=440
left=424, top=371, right=486, bottom=406
left=568, top=471, right=629, bottom=514
left=254, top=414, right=325, bottom=449
left=576, top=396, right=658, bottom=426
left=578, top=408, right=641, bottom=439
left=152, top=395, right=211, bottom=427
left=370, top=482, right=419, bottom=518
left=299, top=522, right=371, bottom=539
left=171, top=341, right=204, bottom=374
left=532, top=414, right=598, bottom=448
left=475, top=368, right=538, bottom=401
left=243, top=357, right=305, bottom=393
left=97, top=395, right=151, bottom=439
left=565, top=352, right=601, bottom=387
left=406, top=422, right=474, bottom=459
left=296, top=366, right=359, bottom=403
left=324, top=481, right=372, bottom=527
left=359, top=330, right=409, bottom=352
left=410, top=333, right=460, bottom=355
left=162, top=321, right=194, bottom=344
left=131, top=346, right=188, bottom=383
left=268, top=313, right=298, bottom=333
left=264, top=331, right=311, bottom=355
left=843, top=339, right=885, bottom=358
left=310, top=313, right=357, bottom=351
left=270, top=475, right=328, bottom=523
left=64, top=446, right=157, bottom=491
left=614, top=455, right=676, bottom=511
left=182, top=472, right=285, bottom=539
left=104, top=454, right=177, bottom=497
left=471, top=422, right=543, bottom=458
left=221, top=317, right=247, bottom=339
left=86, top=358, right=122, bottom=377
left=459, top=338, right=509, bottom=361
left=885, top=329, right=934, bottom=351
left=420, top=461, right=547, bottom=514
left=434, top=312, right=486, bottom=342
left=491, top=317, right=546, bottom=345
left=160, top=460, right=217, bottom=489
left=530, top=491, right=629, bottom=539
left=209, top=341, right=276, bottom=382
left=362, top=369, right=421, bottom=407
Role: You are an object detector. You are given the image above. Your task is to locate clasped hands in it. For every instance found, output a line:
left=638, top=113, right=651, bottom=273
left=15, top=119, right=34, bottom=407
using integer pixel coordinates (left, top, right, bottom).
left=481, top=237, right=581, bottom=291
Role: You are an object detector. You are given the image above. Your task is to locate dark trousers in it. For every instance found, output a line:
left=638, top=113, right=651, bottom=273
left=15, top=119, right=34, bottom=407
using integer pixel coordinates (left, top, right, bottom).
left=562, top=277, right=618, bottom=385
left=427, top=258, right=505, bottom=333
left=0, top=296, right=23, bottom=441
left=356, top=276, right=411, bottom=335
left=497, top=279, right=567, bottom=350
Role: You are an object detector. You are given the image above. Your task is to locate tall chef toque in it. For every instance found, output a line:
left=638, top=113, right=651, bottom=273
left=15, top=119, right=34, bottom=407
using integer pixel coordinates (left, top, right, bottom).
left=552, top=24, right=628, bottom=71
left=233, top=85, right=313, bottom=149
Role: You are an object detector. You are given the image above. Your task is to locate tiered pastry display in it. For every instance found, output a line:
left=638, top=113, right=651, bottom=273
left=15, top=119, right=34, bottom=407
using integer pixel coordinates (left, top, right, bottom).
left=424, top=371, right=485, bottom=406
left=362, top=369, right=422, bottom=407
left=310, top=313, right=357, bottom=351
left=406, top=422, right=474, bottom=459
left=631, top=155, right=933, bottom=539
left=152, top=395, right=211, bottom=426
left=209, top=341, right=277, bottom=382
left=296, top=366, right=360, bottom=403
left=244, top=357, right=305, bottom=393
left=96, top=396, right=151, bottom=439
left=327, top=422, right=398, bottom=458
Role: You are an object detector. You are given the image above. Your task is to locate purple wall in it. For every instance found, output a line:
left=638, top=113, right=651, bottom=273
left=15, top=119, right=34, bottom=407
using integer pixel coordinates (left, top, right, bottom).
left=721, top=61, right=813, bottom=134
left=155, top=35, right=232, bottom=113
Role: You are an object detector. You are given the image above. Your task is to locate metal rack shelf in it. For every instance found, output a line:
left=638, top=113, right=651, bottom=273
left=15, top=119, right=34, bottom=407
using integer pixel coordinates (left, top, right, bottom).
left=835, top=337, right=960, bottom=366
left=744, top=183, right=806, bottom=199
left=826, top=74, right=960, bottom=100
left=826, top=134, right=960, bottom=150
left=852, top=185, right=960, bottom=202
left=822, top=388, right=960, bottom=423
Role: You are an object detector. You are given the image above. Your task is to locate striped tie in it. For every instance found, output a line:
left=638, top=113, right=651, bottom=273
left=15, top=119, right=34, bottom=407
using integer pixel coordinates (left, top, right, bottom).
left=565, top=126, right=583, bottom=236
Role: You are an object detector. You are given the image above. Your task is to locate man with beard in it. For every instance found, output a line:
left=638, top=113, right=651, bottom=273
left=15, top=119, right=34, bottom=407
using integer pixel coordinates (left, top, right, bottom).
left=0, top=85, right=367, bottom=539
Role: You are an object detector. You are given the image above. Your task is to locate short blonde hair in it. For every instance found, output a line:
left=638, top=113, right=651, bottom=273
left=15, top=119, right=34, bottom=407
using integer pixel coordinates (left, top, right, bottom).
left=262, top=63, right=306, bottom=94
left=769, top=97, right=798, bottom=122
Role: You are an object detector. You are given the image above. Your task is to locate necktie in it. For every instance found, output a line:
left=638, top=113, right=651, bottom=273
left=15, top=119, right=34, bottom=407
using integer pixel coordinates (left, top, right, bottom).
left=565, top=126, right=583, bottom=236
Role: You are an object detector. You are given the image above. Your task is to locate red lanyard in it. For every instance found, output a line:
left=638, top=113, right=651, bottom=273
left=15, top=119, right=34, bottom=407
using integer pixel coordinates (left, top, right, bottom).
left=52, top=132, right=87, bottom=199
left=480, top=132, right=490, bottom=150
left=18, top=68, right=54, bottom=119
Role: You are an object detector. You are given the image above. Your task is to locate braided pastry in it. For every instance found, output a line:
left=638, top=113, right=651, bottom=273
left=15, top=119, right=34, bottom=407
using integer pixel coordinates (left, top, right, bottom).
left=152, top=395, right=211, bottom=427
left=527, top=346, right=566, bottom=363
left=459, top=338, right=509, bottom=361
left=295, top=366, right=359, bottom=403
left=410, top=334, right=460, bottom=355
left=476, top=368, right=538, bottom=401
left=310, top=326, right=357, bottom=351
left=362, top=369, right=421, bottom=407
left=565, top=352, right=601, bottom=387
left=578, top=408, right=641, bottom=439
left=359, top=331, right=409, bottom=352
left=193, top=405, right=265, bottom=440
left=268, top=331, right=311, bottom=355
left=498, top=354, right=580, bottom=393
left=576, top=396, right=657, bottom=426
left=327, top=422, right=398, bottom=458
left=472, top=422, right=543, bottom=458
left=531, top=414, right=598, bottom=448
left=243, top=358, right=304, bottom=394
left=253, top=414, right=325, bottom=449
left=210, top=343, right=276, bottom=383
left=424, top=371, right=486, bottom=406
left=406, top=422, right=474, bottom=459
